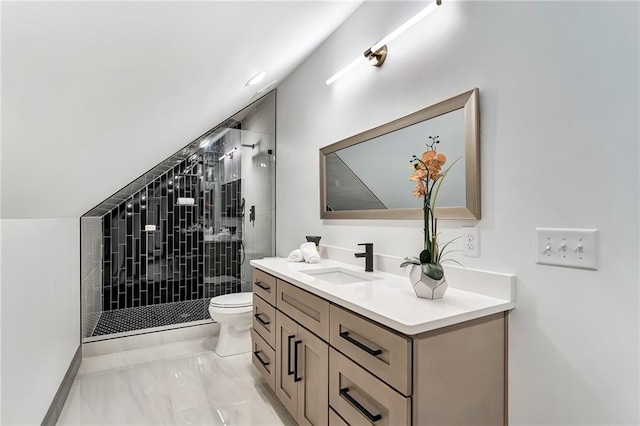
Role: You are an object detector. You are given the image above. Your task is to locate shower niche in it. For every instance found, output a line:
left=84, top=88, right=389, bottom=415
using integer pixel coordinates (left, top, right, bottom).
left=80, top=91, right=276, bottom=341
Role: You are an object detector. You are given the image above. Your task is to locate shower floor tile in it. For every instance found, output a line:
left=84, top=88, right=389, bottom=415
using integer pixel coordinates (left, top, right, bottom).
left=58, top=338, right=295, bottom=426
left=91, top=299, right=211, bottom=336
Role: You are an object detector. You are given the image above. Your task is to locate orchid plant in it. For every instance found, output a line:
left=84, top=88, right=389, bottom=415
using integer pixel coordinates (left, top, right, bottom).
left=400, top=136, right=462, bottom=280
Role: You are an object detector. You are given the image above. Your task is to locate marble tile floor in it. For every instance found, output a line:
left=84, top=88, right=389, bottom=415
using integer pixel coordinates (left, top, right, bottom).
left=57, top=337, right=296, bottom=425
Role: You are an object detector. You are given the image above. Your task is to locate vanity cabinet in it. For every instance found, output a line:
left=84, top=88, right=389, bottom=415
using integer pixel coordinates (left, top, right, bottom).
left=251, top=269, right=330, bottom=426
left=275, top=310, right=329, bottom=425
left=251, top=267, right=507, bottom=426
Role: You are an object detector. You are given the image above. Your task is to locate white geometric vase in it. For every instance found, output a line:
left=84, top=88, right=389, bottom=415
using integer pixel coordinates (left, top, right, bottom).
left=408, top=264, right=448, bottom=300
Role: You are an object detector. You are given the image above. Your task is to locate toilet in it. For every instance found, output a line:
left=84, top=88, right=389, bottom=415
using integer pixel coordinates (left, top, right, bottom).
left=208, top=292, right=253, bottom=357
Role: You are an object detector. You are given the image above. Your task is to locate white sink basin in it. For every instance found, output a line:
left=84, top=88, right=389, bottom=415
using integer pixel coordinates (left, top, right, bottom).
left=301, top=267, right=379, bottom=285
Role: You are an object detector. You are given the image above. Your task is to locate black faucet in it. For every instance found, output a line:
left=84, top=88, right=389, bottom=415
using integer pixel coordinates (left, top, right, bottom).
left=354, top=243, right=374, bottom=272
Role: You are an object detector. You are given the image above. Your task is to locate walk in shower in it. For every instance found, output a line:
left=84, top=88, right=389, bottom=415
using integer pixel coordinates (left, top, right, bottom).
left=80, top=92, right=275, bottom=341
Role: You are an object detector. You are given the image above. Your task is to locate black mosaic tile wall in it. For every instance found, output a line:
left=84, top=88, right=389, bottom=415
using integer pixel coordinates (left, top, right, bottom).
left=102, top=154, right=241, bottom=311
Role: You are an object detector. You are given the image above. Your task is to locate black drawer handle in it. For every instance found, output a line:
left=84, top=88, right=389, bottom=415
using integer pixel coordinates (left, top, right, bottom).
left=340, top=387, right=382, bottom=422
left=287, top=335, right=295, bottom=375
left=293, top=340, right=302, bottom=382
left=254, top=280, right=270, bottom=291
left=254, top=313, right=270, bottom=326
left=253, top=350, right=270, bottom=367
left=340, top=331, right=382, bottom=356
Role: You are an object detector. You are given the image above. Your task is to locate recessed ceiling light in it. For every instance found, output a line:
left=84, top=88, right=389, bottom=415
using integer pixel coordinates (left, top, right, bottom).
left=246, top=71, right=267, bottom=86
left=250, top=80, right=278, bottom=100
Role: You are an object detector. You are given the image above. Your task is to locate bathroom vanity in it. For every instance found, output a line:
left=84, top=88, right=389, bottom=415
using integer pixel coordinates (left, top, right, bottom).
left=250, top=258, right=514, bottom=426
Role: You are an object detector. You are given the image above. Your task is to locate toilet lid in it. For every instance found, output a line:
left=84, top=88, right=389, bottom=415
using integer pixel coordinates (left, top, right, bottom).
left=209, top=292, right=252, bottom=308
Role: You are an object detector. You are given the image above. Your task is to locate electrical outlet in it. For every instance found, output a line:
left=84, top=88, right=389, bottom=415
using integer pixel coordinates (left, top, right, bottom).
left=462, top=227, right=480, bottom=257
left=535, top=228, right=598, bottom=270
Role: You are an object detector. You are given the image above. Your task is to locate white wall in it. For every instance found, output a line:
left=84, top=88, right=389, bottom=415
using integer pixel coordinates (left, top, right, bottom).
left=0, top=1, right=362, bottom=220
left=0, top=219, right=80, bottom=425
left=276, top=2, right=639, bottom=424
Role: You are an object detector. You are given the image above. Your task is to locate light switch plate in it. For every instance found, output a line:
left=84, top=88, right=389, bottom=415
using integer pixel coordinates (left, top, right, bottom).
left=535, top=228, right=598, bottom=270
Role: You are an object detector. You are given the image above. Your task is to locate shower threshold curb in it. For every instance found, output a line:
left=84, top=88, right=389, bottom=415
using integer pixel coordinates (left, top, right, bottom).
left=83, top=319, right=214, bottom=343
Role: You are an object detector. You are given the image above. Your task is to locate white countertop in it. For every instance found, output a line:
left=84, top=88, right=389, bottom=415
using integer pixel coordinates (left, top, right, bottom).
left=250, top=257, right=515, bottom=336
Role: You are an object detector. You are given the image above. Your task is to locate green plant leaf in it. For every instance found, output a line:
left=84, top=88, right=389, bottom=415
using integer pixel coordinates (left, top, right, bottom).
left=419, top=249, right=431, bottom=264
left=431, top=156, right=463, bottom=212
left=421, top=263, right=444, bottom=280
left=400, top=257, right=421, bottom=268
left=435, top=236, right=462, bottom=263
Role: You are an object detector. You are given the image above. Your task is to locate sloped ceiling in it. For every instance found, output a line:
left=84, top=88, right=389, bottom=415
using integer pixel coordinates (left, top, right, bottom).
left=1, top=1, right=362, bottom=219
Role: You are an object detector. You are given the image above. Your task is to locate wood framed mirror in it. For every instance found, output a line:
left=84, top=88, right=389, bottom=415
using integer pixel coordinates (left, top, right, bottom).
left=319, top=88, right=480, bottom=220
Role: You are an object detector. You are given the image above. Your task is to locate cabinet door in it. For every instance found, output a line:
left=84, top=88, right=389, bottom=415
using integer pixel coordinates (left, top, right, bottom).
left=330, top=305, right=411, bottom=396
left=276, top=279, right=330, bottom=340
left=330, top=348, right=410, bottom=426
left=296, top=326, right=329, bottom=426
left=253, top=268, right=276, bottom=305
left=275, top=310, right=298, bottom=418
left=251, top=329, right=276, bottom=390
left=253, top=294, right=276, bottom=348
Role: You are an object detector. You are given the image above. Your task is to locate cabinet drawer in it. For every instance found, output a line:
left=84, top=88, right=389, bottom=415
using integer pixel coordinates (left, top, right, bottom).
left=330, top=305, right=411, bottom=396
left=253, top=294, right=276, bottom=348
left=330, top=349, right=410, bottom=426
left=251, top=329, right=276, bottom=391
left=329, top=408, right=349, bottom=426
left=276, top=279, right=329, bottom=341
left=253, top=268, right=276, bottom=305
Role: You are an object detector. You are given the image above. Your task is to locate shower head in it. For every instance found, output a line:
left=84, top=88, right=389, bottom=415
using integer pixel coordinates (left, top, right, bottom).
left=241, top=144, right=256, bottom=149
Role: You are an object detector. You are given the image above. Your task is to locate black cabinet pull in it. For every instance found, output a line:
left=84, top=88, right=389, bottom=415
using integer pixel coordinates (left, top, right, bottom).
left=293, top=340, right=302, bottom=382
left=287, top=335, right=295, bottom=375
left=339, top=387, right=382, bottom=422
left=340, top=331, right=382, bottom=356
left=254, top=313, right=270, bottom=326
left=254, top=280, right=270, bottom=291
left=253, top=350, right=270, bottom=367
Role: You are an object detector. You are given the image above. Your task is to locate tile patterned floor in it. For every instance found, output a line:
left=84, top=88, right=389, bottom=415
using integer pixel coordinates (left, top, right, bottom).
left=91, top=299, right=211, bottom=336
left=57, top=337, right=295, bottom=425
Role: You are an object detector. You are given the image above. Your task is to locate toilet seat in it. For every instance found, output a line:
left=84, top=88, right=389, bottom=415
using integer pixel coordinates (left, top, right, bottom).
left=209, top=292, right=253, bottom=316
left=209, top=292, right=252, bottom=308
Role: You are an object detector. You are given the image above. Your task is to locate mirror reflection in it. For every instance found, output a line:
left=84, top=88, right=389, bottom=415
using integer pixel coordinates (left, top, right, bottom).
left=320, top=88, right=480, bottom=220
left=325, top=108, right=465, bottom=211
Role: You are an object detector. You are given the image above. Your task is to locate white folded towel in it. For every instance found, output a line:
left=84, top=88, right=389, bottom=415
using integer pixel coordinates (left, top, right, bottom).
left=177, top=197, right=195, bottom=205
left=300, top=242, right=321, bottom=264
left=288, top=249, right=304, bottom=262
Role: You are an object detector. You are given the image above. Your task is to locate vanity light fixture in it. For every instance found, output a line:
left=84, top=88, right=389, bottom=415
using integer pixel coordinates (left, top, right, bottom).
left=245, top=71, right=267, bottom=86
left=325, top=0, right=442, bottom=86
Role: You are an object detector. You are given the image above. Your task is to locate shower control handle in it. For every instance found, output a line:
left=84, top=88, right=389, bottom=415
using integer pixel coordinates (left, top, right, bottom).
left=249, top=205, right=256, bottom=223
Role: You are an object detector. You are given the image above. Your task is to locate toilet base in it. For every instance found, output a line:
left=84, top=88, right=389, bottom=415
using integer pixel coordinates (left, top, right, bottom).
left=214, top=322, right=252, bottom=357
